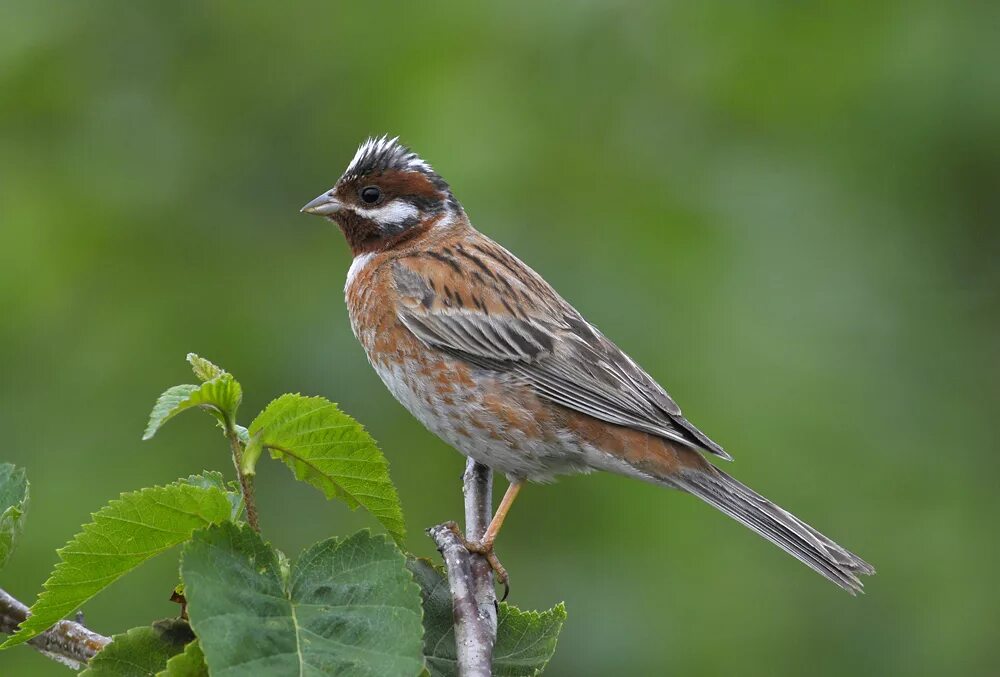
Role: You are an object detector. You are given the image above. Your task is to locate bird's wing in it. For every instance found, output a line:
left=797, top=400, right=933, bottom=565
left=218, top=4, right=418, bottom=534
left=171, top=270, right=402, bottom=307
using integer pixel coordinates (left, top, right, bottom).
left=391, top=241, right=730, bottom=460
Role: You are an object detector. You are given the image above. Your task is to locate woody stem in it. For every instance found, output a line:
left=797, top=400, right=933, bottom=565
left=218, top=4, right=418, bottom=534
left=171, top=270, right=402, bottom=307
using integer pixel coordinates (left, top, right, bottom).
left=226, top=427, right=260, bottom=532
left=0, top=587, right=110, bottom=669
left=428, top=459, right=499, bottom=677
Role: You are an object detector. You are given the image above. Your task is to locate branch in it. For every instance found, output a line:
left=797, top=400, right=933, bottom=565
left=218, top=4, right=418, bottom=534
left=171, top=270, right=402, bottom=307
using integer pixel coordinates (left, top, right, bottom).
left=428, top=459, right=498, bottom=677
left=0, top=587, right=110, bottom=669
left=462, top=460, right=498, bottom=626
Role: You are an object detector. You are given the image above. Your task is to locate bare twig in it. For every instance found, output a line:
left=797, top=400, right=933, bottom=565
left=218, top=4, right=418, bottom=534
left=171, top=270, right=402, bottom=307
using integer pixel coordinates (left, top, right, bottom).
left=0, top=587, right=110, bottom=669
left=428, top=459, right=498, bottom=677
left=462, top=461, right=499, bottom=630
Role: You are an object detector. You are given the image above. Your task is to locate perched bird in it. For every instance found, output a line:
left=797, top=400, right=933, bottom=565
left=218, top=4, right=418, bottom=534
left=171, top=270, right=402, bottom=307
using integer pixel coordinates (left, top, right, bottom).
left=302, top=136, right=874, bottom=594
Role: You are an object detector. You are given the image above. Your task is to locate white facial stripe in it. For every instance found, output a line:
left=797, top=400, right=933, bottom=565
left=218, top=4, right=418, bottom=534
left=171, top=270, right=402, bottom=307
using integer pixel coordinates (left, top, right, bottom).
left=353, top=199, right=419, bottom=226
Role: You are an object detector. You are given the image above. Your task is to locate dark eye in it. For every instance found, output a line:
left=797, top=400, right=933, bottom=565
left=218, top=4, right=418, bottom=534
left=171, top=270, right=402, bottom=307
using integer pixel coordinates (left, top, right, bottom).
left=360, top=186, right=382, bottom=204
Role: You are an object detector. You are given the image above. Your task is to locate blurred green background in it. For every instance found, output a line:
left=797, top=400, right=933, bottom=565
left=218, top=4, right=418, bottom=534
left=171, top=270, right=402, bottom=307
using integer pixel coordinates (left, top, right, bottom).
left=2, top=2, right=998, bottom=675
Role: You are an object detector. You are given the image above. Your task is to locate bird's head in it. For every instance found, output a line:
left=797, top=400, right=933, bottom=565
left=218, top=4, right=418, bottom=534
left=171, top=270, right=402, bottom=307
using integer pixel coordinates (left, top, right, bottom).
left=301, top=136, right=460, bottom=255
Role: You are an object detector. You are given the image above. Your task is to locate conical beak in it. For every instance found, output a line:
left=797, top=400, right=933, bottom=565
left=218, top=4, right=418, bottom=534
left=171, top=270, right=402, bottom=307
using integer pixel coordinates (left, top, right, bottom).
left=301, top=191, right=342, bottom=216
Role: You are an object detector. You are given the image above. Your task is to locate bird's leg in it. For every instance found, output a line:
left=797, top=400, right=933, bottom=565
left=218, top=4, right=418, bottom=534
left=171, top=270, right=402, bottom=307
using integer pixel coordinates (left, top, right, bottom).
left=480, top=479, right=522, bottom=549
left=446, top=480, right=523, bottom=598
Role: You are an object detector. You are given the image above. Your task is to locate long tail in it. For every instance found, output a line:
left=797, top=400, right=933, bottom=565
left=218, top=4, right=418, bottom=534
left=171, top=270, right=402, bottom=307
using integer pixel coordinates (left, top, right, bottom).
left=670, top=466, right=875, bottom=593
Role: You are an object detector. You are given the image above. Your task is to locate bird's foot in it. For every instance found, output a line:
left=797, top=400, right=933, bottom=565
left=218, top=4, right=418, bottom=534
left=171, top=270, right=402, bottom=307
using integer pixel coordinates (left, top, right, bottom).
left=444, top=521, right=510, bottom=601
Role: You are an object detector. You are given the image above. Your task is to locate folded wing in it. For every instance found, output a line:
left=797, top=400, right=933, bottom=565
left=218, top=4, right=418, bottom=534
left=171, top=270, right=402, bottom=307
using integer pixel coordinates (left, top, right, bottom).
left=392, top=247, right=730, bottom=460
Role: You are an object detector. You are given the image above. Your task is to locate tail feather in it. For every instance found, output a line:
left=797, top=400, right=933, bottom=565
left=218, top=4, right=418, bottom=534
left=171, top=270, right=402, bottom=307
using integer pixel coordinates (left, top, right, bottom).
left=672, top=467, right=875, bottom=594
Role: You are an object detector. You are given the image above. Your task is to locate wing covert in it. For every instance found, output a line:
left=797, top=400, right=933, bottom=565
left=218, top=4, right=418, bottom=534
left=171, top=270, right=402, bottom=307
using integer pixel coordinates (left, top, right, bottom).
left=391, top=253, right=730, bottom=460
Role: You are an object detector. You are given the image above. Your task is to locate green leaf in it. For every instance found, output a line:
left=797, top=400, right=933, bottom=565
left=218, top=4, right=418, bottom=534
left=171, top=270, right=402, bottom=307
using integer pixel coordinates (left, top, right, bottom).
left=407, top=558, right=457, bottom=675
left=493, top=603, right=566, bottom=676
left=408, top=558, right=566, bottom=676
left=0, top=463, right=28, bottom=570
left=178, top=471, right=244, bottom=521
left=142, top=375, right=242, bottom=440
left=81, top=619, right=196, bottom=676
left=158, top=640, right=208, bottom=677
left=2, top=477, right=232, bottom=648
left=186, top=353, right=225, bottom=383
left=240, top=428, right=265, bottom=476
left=248, top=394, right=406, bottom=543
left=181, top=524, right=424, bottom=677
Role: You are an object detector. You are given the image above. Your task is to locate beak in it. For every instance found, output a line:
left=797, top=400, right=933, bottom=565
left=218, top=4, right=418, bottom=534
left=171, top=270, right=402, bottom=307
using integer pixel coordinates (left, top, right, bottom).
left=300, top=190, right=342, bottom=216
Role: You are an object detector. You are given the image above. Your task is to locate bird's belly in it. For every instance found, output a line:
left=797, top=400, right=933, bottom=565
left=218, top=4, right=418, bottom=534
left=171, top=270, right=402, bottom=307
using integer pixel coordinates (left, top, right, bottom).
left=367, top=351, right=591, bottom=482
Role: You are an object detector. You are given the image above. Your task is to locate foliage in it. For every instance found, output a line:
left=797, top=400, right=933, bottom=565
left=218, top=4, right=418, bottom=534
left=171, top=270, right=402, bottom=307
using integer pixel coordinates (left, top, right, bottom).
left=142, top=354, right=242, bottom=439
left=186, top=353, right=225, bottom=383
left=2, top=478, right=232, bottom=648
left=493, top=604, right=567, bottom=677
left=0, top=356, right=565, bottom=674
left=0, top=464, right=28, bottom=571
left=181, top=524, right=424, bottom=676
left=158, top=640, right=207, bottom=677
left=80, top=619, right=203, bottom=677
left=247, top=393, right=406, bottom=543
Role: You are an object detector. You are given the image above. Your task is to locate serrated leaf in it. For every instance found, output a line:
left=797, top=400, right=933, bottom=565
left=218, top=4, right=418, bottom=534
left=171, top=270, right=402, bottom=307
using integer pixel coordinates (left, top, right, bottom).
left=142, top=375, right=242, bottom=440
left=248, top=394, right=406, bottom=543
left=408, top=558, right=566, bottom=676
left=2, top=478, right=232, bottom=648
left=181, top=524, right=424, bottom=677
left=178, top=471, right=243, bottom=521
left=493, top=603, right=566, bottom=676
left=0, top=463, right=28, bottom=570
left=158, top=640, right=207, bottom=677
left=407, top=558, right=458, bottom=675
left=186, top=353, right=225, bottom=383
left=81, top=619, right=195, bottom=676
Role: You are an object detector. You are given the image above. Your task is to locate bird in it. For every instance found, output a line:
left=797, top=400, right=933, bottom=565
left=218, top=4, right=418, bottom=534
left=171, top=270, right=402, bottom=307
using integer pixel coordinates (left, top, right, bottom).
left=301, top=135, right=875, bottom=594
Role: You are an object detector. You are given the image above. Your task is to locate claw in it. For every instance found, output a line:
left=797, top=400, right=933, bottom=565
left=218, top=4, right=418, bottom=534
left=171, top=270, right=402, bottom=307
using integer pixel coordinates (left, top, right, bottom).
left=443, top=522, right=510, bottom=600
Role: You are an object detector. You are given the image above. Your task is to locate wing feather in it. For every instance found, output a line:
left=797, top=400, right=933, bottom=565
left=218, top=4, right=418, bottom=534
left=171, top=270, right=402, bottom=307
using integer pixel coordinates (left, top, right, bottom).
left=391, top=251, right=731, bottom=460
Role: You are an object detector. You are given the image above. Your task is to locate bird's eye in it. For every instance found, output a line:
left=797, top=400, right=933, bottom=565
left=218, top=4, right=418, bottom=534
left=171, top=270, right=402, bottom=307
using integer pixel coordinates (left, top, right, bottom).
left=360, top=186, right=382, bottom=204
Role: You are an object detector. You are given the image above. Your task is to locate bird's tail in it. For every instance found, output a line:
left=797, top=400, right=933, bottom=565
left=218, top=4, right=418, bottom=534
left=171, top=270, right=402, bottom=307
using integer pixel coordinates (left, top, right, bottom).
left=669, top=466, right=875, bottom=593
